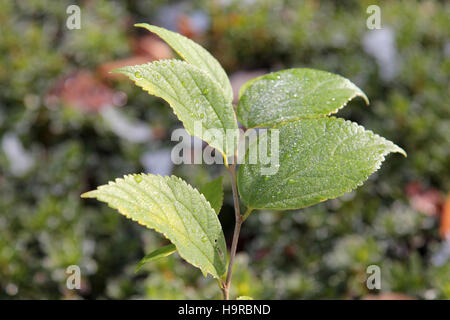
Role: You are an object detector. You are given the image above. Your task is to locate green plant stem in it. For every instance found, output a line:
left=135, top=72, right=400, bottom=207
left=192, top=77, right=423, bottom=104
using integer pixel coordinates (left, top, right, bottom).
left=242, top=207, right=253, bottom=221
left=223, top=162, right=242, bottom=300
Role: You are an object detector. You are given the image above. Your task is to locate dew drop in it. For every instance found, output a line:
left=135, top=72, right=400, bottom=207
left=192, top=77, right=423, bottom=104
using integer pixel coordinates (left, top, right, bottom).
left=134, top=175, right=143, bottom=183
left=134, top=71, right=142, bottom=79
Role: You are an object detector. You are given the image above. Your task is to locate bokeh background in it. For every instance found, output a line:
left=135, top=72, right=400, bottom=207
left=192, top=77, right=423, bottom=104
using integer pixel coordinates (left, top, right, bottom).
left=1, top=0, right=449, bottom=299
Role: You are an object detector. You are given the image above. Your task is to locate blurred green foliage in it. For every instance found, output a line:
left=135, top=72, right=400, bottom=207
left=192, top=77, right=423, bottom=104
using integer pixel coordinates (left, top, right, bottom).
left=0, top=0, right=449, bottom=299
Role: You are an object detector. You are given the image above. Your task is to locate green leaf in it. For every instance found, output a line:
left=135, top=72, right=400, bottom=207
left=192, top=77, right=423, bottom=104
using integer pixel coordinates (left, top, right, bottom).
left=236, top=296, right=254, bottom=300
left=114, top=59, right=238, bottom=157
left=199, top=176, right=224, bottom=214
left=238, top=117, right=406, bottom=210
left=81, top=174, right=227, bottom=278
left=135, top=23, right=233, bottom=103
left=135, top=244, right=176, bottom=272
left=237, top=68, right=369, bottom=128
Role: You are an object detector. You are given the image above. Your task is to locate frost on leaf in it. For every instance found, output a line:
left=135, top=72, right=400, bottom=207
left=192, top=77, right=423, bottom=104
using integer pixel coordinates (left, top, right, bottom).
left=237, top=68, right=369, bottom=128
left=82, top=174, right=227, bottom=278
left=238, top=117, right=405, bottom=210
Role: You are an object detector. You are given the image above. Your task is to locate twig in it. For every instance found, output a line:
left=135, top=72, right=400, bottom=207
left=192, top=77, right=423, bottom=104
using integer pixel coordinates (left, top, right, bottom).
left=223, top=160, right=243, bottom=300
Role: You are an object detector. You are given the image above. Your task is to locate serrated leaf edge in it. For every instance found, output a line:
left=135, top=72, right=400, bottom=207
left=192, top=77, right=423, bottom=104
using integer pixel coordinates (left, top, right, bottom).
left=82, top=174, right=225, bottom=278
left=238, top=68, right=369, bottom=129
left=239, top=117, right=405, bottom=210
left=135, top=23, right=233, bottom=103
left=112, top=59, right=237, bottom=157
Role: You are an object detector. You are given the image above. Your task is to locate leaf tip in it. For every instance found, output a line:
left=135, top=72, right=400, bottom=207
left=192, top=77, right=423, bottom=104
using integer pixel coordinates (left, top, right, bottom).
left=352, top=85, right=369, bottom=106
left=134, top=265, right=143, bottom=273
left=80, top=190, right=97, bottom=199
left=386, top=140, right=406, bottom=158
left=395, top=146, right=407, bottom=157
left=361, top=92, right=370, bottom=105
left=134, top=22, right=151, bottom=29
left=110, top=67, right=128, bottom=76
